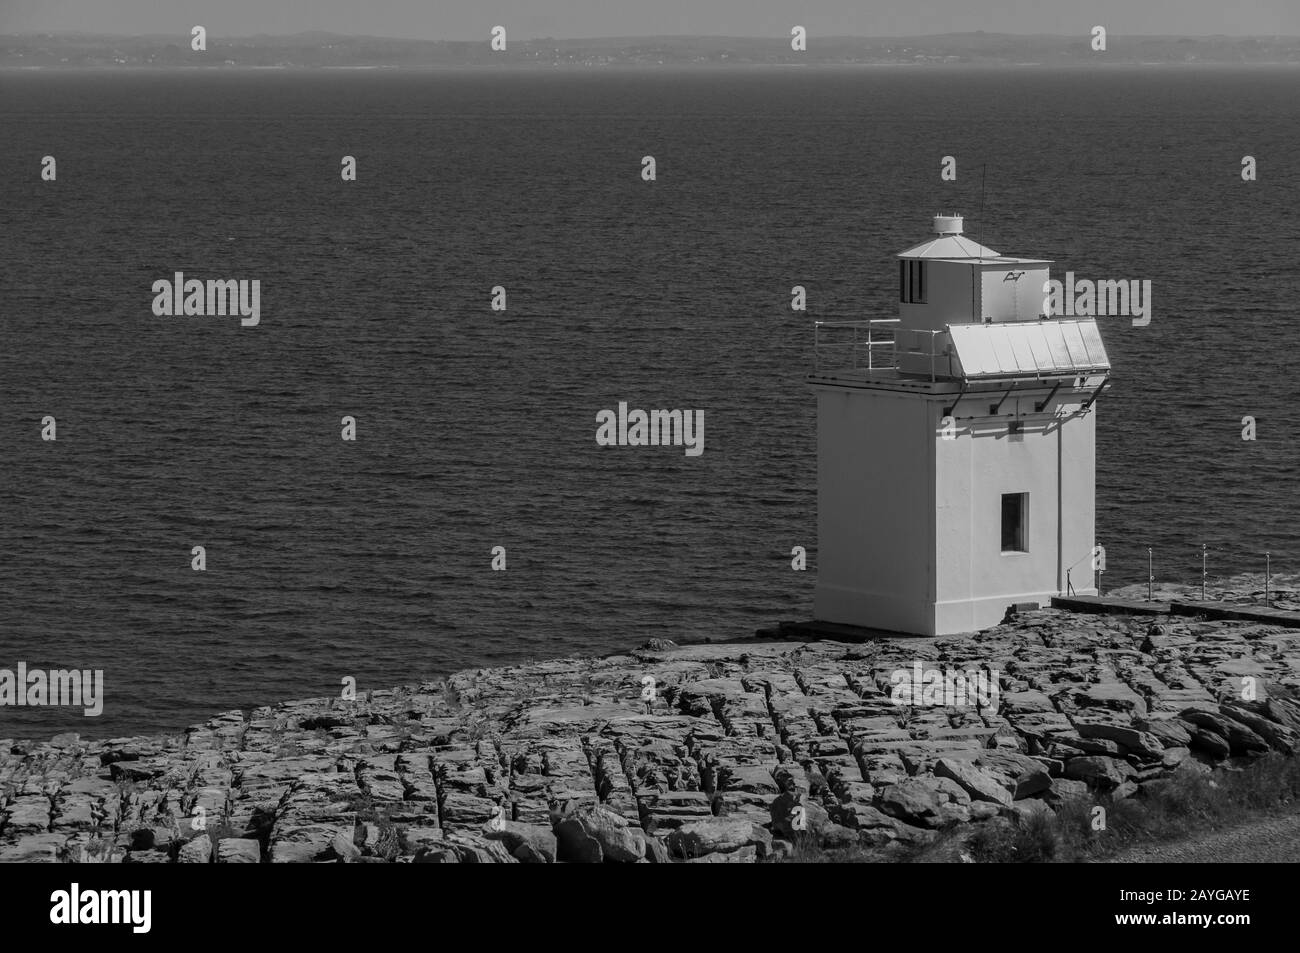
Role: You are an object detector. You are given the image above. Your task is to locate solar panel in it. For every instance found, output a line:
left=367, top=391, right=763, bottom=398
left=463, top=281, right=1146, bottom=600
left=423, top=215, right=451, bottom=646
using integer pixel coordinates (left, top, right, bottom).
left=957, top=328, right=997, bottom=376
left=949, top=319, right=1110, bottom=380
left=1079, top=321, right=1108, bottom=365
left=1026, top=327, right=1054, bottom=371
left=988, top=330, right=1018, bottom=373
left=1061, top=322, right=1090, bottom=366
left=1007, top=325, right=1037, bottom=372
left=1043, top=322, right=1074, bottom=369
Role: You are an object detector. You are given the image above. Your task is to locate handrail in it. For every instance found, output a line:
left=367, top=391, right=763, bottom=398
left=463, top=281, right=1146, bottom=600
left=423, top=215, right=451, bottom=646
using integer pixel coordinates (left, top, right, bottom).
left=1068, top=544, right=1286, bottom=606
left=812, top=318, right=900, bottom=374
left=813, top=319, right=948, bottom=382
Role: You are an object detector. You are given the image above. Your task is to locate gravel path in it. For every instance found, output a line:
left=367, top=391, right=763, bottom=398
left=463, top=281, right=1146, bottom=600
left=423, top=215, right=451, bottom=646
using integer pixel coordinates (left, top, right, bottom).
left=1105, top=812, right=1300, bottom=863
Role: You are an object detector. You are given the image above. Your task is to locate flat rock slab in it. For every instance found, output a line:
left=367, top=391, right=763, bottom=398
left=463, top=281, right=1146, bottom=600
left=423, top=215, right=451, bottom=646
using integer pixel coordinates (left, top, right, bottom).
left=6, top=598, right=1300, bottom=863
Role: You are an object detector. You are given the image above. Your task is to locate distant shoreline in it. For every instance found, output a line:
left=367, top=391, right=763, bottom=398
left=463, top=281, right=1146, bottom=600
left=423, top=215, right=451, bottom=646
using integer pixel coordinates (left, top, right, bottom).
left=5, top=30, right=1300, bottom=70
left=5, top=62, right=1300, bottom=72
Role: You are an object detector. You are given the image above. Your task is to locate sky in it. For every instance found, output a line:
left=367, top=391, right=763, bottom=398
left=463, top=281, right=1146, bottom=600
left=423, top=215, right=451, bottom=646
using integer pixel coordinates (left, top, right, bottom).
left=2, top=0, right=1296, bottom=40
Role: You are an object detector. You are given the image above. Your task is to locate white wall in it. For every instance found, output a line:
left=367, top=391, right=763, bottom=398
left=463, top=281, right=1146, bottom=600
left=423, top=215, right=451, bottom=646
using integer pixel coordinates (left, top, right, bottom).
left=933, top=394, right=1097, bottom=634
left=813, top=384, right=1098, bottom=636
left=1058, top=401, right=1099, bottom=598
left=978, top=264, right=1051, bottom=323
left=900, top=260, right=977, bottom=331
left=812, top=386, right=936, bottom=634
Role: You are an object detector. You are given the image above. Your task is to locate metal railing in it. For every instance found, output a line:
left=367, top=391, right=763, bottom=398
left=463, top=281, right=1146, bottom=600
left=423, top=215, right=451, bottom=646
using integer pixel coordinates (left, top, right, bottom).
left=894, top=327, right=952, bottom=382
left=812, top=319, right=898, bottom=374
left=1179, top=544, right=1280, bottom=606
left=1071, top=544, right=1286, bottom=606
left=812, top=319, right=951, bottom=382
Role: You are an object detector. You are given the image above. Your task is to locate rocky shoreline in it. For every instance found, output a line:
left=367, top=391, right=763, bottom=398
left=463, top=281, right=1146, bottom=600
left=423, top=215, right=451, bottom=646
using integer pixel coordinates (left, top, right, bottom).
left=3, top=581, right=1300, bottom=863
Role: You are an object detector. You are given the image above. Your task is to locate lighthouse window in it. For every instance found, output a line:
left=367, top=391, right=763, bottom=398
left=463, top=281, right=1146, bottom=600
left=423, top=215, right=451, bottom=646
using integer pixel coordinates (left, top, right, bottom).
left=899, top=260, right=927, bottom=304
left=1001, top=493, right=1027, bottom=553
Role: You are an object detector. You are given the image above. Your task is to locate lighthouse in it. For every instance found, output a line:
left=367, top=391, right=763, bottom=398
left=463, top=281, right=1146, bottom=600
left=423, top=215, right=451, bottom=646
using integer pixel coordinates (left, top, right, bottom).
left=809, top=215, right=1111, bottom=636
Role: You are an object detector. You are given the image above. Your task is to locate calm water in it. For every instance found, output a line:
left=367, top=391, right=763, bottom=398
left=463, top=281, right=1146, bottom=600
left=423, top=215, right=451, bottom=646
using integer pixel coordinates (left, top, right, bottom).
left=2, top=67, right=1298, bottom=737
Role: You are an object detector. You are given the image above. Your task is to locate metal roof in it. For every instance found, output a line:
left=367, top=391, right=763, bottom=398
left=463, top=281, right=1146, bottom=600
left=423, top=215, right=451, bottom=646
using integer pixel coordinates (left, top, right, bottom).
left=896, top=234, right=1001, bottom=259
left=948, top=319, right=1110, bottom=380
left=924, top=255, right=1054, bottom=266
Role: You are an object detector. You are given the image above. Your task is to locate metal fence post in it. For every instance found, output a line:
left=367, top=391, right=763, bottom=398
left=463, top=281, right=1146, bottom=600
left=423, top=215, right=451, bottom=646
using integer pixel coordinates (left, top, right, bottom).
left=1201, top=543, right=1207, bottom=601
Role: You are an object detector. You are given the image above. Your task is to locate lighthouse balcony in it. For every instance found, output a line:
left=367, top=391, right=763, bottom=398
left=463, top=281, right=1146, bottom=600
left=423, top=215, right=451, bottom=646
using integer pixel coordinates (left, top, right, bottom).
left=812, top=318, right=955, bottom=380
left=812, top=318, right=905, bottom=374
left=813, top=316, right=1110, bottom=385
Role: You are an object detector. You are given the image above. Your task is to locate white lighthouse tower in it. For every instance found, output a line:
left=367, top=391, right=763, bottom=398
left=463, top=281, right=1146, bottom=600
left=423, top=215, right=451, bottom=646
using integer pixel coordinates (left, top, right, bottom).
left=809, top=215, right=1111, bottom=636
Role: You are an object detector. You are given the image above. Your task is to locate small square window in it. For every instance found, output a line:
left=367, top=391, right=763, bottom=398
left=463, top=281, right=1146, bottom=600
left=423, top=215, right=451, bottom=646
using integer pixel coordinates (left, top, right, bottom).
left=1001, top=493, right=1027, bottom=553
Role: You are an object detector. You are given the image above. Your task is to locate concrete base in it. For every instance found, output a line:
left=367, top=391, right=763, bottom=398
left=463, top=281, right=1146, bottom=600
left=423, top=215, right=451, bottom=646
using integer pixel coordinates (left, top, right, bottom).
left=775, top=619, right=922, bottom=643
left=1051, top=595, right=1170, bottom=616
left=813, top=583, right=934, bottom=636
left=816, top=582, right=1095, bottom=636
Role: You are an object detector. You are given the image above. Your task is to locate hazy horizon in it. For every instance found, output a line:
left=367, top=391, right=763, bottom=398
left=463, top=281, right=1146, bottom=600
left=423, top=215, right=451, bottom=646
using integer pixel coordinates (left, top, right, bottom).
left=7, top=28, right=1299, bottom=70
left=6, top=29, right=1300, bottom=40
left=2, top=0, right=1297, bottom=41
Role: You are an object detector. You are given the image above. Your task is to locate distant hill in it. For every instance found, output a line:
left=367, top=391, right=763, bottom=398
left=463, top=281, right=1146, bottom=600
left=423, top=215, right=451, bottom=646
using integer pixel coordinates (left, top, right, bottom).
left=3, top=31, right=1300, bottom=68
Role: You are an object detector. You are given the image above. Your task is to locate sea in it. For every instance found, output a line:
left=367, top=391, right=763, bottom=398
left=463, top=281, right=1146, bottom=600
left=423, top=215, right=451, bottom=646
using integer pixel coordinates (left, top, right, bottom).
left=1, top=66, right=1298, bottom=737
